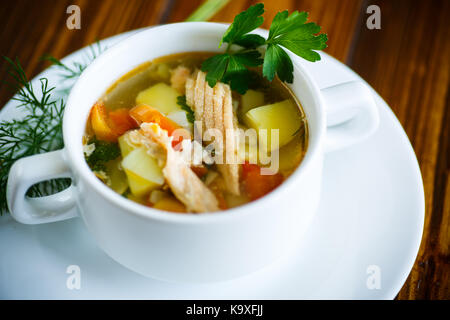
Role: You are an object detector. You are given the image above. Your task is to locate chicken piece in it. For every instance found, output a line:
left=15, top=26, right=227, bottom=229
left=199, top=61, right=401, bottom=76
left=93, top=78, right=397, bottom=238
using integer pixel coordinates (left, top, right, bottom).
left=140, top=123, right=220, bottom=213
left=185, top=71, right=240, bottom=195
left=170, top=66, right=191, bottom=94
left=203, top=80, right=215, bottom=130
left=185, top=78, right=195, bottom=107
left=219, top=84, right=240, bottom=195
left=193, top=71, right=206, bottom=129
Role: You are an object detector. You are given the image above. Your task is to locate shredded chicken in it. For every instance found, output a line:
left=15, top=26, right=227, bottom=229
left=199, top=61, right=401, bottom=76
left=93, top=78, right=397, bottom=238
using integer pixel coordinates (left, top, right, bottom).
left=170, top=66, right=191, bottom=94
left=220, top=84, right=240, bottom=195
left=185, top=70, right=240, bottom=195
left=140, top=123, right=220, bottom=213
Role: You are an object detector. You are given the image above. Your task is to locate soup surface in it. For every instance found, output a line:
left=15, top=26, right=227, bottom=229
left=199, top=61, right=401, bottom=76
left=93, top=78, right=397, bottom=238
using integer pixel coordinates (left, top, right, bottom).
left=83, top=52, right=308, bottom=213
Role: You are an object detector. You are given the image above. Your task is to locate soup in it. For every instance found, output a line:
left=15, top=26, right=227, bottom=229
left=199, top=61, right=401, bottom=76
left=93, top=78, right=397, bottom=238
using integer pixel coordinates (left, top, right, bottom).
left=83, top=52, right=308, bottom=213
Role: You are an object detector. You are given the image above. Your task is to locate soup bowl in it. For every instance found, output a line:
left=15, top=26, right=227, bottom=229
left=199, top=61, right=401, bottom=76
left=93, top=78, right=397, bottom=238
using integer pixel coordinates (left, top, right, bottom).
left=7, top=22, right=379, bottom=282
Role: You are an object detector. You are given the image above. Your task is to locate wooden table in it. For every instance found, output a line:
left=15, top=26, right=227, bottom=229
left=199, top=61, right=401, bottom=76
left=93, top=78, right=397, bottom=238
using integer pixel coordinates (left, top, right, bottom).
left=0, top=0, right=448, bottom=300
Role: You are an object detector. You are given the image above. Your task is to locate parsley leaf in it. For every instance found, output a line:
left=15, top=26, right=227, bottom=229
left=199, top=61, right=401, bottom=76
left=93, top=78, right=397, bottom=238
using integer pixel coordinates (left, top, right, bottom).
left=263, top=44, right=293, bottom=82
left=234, top=34, right=266, bottom=49
left=220, top=3, right=265, bottom=47
left=264, top=10, right=327, bottom=81
left=202, top=50, right=263, bottom=93
left=177, top=95, right=195, bottom=124
left=202, top=4, right=328, bottom=93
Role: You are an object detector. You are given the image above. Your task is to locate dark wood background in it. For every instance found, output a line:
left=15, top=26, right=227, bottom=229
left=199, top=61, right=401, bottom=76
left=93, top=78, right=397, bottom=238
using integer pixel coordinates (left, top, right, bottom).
left=0, top=0, right=448, bottom=299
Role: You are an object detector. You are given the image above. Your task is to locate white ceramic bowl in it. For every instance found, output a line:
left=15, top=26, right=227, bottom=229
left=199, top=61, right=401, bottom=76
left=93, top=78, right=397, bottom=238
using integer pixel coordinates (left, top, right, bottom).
left=7, top=23, right=379, bottom=282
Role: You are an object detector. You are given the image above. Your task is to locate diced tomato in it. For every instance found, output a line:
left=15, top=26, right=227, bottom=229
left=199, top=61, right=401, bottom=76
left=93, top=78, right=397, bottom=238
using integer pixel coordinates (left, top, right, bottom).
left=130, top=104, right=191, bottom=148
left=241, top=162, right=283, bottom=200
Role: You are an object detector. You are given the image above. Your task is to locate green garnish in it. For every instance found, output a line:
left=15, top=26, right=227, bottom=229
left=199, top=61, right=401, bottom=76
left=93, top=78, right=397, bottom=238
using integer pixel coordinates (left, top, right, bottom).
left=177, top=95, right=195, bottom=124
left=201, top=3, right=327, bottom=93
left=85, top=138, right=120, bottom=172
left=0, top=44, right=105, bottom=213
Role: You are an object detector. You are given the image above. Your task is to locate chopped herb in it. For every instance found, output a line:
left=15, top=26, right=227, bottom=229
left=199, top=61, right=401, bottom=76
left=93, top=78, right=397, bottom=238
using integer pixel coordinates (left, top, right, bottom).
left=201, top=3, right=327, bottom=93
left=177, top=95, right=195, bottom=124
left=85, top=138, right=120, bottom=172
left=0, top=43, right=104, bottom=213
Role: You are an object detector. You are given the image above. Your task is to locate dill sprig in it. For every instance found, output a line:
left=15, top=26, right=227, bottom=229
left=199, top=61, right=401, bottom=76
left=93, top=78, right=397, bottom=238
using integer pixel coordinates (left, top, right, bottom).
left=0, top=43, right=105, bottom=213
left=41, top=41, right=104, bottom=95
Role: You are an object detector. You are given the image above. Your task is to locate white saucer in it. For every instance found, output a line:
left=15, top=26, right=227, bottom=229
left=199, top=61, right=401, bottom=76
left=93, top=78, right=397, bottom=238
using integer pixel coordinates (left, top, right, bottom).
left=0, top=30, right=424, bottom=299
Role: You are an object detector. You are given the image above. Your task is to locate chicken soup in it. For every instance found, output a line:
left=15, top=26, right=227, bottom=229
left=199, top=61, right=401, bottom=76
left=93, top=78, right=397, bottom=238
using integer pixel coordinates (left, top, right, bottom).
left=83, top=52, right=307, bottom=213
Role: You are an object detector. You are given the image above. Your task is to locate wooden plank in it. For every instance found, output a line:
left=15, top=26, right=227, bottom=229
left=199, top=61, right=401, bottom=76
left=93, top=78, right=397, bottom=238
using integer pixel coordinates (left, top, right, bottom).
left=0, top=0, right=171, bottom=108
left=348, top=0, right=450, bottom=299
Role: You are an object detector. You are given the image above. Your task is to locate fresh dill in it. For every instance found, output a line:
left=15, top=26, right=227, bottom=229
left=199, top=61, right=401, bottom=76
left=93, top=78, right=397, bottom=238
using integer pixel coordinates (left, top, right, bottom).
left=0, top=43, right=105, bottom=213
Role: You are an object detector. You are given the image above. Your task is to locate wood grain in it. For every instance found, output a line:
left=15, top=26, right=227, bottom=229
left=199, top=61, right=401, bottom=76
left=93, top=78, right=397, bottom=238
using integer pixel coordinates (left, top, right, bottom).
left=0, top=0, right=448, bottom=299
left=349, top=0, right=450, bottom=300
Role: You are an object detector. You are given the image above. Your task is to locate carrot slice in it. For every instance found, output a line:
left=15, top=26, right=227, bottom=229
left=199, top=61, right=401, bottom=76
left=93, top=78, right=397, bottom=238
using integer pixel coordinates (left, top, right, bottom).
left=241, top=162, right=283, bottom=201
left=108, top=108, right=138, bottom=136
left=129, top=105, right=181, bottom=134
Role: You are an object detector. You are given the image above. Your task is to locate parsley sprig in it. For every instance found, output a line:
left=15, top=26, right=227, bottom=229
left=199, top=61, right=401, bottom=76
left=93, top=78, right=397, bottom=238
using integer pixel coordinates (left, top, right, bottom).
left=201, top=3, right=328, bottom=93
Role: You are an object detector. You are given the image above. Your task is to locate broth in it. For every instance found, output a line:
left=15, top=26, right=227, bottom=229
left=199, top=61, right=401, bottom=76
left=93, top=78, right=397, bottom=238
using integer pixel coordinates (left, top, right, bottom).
left=83, top=52, right=308, bottom=213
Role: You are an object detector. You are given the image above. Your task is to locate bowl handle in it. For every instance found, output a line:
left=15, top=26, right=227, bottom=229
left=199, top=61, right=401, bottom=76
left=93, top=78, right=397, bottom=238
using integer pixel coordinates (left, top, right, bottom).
left=321, top=81, right=379, bottom=152
left=6, top=149, right=78, bottom=224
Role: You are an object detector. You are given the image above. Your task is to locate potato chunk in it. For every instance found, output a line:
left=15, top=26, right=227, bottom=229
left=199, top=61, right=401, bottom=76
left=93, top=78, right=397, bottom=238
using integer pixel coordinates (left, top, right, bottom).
left=121, top=147, right=164, bottom=197
left=241, top=89, right=265, bottom=115
left=118, top=131, right=138, bottom=158
left=135, top=83, right=181, bottom=114
left=243, top=99, right=301, bottom=152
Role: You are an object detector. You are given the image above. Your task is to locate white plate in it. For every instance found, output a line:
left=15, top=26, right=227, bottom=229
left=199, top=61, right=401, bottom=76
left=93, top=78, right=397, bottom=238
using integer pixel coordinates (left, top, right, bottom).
left=0, top=30, right=424, bottom=299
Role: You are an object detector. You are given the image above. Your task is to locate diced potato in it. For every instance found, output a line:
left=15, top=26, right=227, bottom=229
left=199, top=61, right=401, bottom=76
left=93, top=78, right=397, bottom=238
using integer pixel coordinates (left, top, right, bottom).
left=167, top=110, right=192, bottom=130
left=153, top=196, right=186, bottom=213
left=126, top=193, right=148, bottom=206
left=106, top=158, right=128, bottom=195
left=243, top=99, right=301, bottom=152
left=121, top=147, right=164, bottom=197
left=136, top=83, right=181, bottom=114
left=241, top=89, right=265, bottom=115
left=118, top=131, right=138, bottom=158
